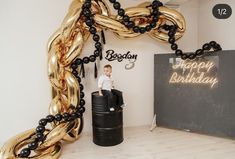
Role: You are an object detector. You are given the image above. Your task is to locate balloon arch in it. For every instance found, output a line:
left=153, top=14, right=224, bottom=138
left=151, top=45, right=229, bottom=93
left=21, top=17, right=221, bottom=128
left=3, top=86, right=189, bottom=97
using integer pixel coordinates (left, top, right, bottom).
left=0, top=0, right=221, bottom=158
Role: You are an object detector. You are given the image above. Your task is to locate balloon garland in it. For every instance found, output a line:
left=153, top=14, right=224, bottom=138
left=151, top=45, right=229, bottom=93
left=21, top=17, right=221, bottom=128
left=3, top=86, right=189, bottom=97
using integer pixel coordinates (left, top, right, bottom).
left=0, top=0, right=221, bottom=158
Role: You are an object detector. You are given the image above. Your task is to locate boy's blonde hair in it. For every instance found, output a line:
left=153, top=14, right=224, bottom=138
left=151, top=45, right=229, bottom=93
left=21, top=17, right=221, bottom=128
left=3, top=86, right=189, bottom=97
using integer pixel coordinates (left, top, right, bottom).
left=104, top=64, right=112, bottom=69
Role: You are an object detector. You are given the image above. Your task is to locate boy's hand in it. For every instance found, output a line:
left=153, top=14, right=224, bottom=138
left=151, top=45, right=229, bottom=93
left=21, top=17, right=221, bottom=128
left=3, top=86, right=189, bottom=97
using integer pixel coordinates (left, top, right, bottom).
left=99, top=93, right=103, bottom=96
left=98, top=88, right=103, bottom=96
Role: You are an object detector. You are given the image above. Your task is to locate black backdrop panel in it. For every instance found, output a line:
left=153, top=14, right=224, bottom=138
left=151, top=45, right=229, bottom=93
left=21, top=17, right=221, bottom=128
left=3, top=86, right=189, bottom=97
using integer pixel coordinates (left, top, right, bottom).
left=154, top=50, right=235, bottom=138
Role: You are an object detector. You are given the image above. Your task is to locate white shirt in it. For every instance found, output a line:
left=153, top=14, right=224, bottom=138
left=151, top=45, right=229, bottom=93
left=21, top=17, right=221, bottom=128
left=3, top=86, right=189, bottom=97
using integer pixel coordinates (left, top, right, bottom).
left=98, top=74, right=114, bottom=91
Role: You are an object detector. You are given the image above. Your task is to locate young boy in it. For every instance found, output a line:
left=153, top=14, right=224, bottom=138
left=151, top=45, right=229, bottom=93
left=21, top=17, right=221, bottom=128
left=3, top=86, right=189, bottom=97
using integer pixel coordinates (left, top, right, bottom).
left=98, top=64, right=124, bottom=111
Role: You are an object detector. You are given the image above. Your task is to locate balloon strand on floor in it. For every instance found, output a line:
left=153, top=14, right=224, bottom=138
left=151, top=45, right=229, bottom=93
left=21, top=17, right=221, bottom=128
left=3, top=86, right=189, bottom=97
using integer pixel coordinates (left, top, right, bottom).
left=0, top=0, right=221, bottom=159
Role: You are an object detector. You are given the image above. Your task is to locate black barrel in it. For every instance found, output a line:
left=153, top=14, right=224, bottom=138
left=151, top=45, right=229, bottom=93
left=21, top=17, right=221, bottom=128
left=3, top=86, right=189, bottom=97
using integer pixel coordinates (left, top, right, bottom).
left=92, top=91, right=123, bottom=146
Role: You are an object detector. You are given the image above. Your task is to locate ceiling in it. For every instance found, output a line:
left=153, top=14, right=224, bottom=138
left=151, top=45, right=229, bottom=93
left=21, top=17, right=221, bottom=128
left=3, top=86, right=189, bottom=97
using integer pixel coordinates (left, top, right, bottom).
left=163, top=0, right=191, bottom=8
left=163, top=0, right=190, bottom=5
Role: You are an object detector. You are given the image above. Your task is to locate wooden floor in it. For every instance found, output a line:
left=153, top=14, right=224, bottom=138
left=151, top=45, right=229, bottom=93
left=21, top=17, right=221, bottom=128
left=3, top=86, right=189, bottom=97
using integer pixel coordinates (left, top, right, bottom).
left=60, top=126, right=235, bottom=159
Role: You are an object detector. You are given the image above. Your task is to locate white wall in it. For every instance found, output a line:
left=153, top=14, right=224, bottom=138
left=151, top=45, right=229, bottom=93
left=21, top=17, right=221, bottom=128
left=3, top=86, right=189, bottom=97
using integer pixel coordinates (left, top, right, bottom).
left=198, top=0, right=235, bottom=50
left=0, top=0, right=199, bottom=144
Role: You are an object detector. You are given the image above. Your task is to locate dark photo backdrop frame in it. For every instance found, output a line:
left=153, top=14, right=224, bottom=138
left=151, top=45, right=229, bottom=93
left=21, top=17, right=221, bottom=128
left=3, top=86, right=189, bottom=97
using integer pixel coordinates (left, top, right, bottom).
left=154, top=50, right=235, bottom=138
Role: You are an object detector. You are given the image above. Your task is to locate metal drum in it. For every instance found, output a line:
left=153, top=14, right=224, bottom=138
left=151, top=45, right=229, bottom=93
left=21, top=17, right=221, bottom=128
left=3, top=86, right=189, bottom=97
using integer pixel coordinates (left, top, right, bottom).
left=92, top=91, right=123, bottom=146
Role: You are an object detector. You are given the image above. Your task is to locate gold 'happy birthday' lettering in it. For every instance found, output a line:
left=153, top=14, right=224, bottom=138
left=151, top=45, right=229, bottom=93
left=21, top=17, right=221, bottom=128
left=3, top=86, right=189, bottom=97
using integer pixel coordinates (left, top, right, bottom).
left=169, top=60, right=218, bottom=88
left=172, top=61, right=214, bottom=73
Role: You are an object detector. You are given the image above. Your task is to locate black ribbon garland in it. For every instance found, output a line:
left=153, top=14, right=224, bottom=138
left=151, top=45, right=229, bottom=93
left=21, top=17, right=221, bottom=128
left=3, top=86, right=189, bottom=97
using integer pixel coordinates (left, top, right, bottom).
left=81, top=62, right=85, bottom=78
left=99, top=49, right=103, bottom=60
left=94, top=62, right=98, bottom=78
left=99, top=30, right=106, bottom=61
left=101, top=30, right=106, bottom=44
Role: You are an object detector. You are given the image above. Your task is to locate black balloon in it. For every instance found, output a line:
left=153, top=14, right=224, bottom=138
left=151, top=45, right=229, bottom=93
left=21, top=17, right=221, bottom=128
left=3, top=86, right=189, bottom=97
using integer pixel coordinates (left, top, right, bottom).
left=145, top=25, right=152, bottom=32
left=113, top=2, right=121, bottom=10
left=89, top=27, right=97, bottom=34
left=175, top=49, right=183, bottom=56
left=77, top=76, right=81, bottom=83
left=209, top=41, right=216, bottom=47
left=181, top=54, right=188, bottom=60
left=150, top=22, right=156, bottom=28
left=83, top=8, right=91, bottom=17
left=46, top=115, right=55, bottom=122
left=195, top=49, right=203, bottom=56
left=62, top=113, right=70, bottom=121
left=168, top=31, right=175, bottom=38
left=139, top=27, right=146, bottom=34
left=133, top=26, right=140, bottom=33
left=171, top=44, right=178, bottom=50
left=36, top=125, right=45, bottom=133
left=71, top=63, right=78, bottom=70
left=83, top=57, right=90, bottom=64
left=71, top=112, right=79, bottom=119
left=75, top=58, right=82, bottom=65
left=127, top=21, right=135, bottom=28
left=28, top=141, right=38, bottom=150
left=80, top=99, right=86, bottom=106
left=89, top=55, right=96, bottom=62
left=72, top=70, right=78, bottom=76
left=203, top=43, right=211, bottom=50
left=168, top=37, right=175, bottom=44
left=95, top=42, right=102, bottom=49
left=80, top=92, right=85, bottom=98
left=55, top=114, right=62, bottom=121
left=123, top=15, right=130, bottom=22
left=39, top=118, right=47, bottom=126
left=35, top=133, right=44, bottom=141
left=94, top=50, right=100, bottom=57
left=93, top=34, right=100, bottom=42
left=20, top=148, right=31, bottom=157
left=118, top=9, right=125, bottom=16
left=83, top=2, right=91, bottom=8
left=80, top=84, right=84, bottom=91
left=85, top=19, right=94, bottom=27
left=188, top=53, right=196, bottom=59
left=79, top=106, right=86, bottom=113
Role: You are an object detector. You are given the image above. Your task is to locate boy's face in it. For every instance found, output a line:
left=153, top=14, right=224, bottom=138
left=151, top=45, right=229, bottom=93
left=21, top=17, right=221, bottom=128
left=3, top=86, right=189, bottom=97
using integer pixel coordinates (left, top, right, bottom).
left=104, top=67, right=112, bottom=76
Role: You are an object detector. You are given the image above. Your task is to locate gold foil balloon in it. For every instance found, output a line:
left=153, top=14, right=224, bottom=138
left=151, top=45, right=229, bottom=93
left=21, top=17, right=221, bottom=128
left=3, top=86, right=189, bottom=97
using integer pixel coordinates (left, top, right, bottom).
left=0, top=0, right=186, bottom=158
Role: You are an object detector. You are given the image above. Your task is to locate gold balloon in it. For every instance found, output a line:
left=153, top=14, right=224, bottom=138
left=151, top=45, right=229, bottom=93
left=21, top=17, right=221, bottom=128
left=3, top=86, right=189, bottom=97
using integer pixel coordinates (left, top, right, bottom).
left=0, top=129, right=35, bottom=159
left=33, top=143, right=62, bottom=159
left=48, top=48, right=64, bottom=91
left=122, top=7, right=151, bottom=17
left=60, top=32, right=84, bottom=66
left=64, top=71, right=80, bottom=107
left=93, top=3, right=185, bottom=41
left=0, top=129, right=62, bottom=159
left=69, top=0, right=84, bottom=12
left=60, top=4, right=83, bottom=42
left=94, top=14, right=128, bottom=32
left=82, top=29, right=91, bottom=43
left=31, top=142, right=62, bottom=159
left=37, top=122, right=76, bottom=150
left=62, top=118, right=84, bottom=142
left=148, top=6, right=186, bottom=42
left=159, top=7, right=186, bottom=31
left=0, top=1, right=186, bottom=159
left=47, top=29, right=60, bottom=53
left=137, top=2, right=186, bottom=42
left=49, top=96, right=64, bottom=115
